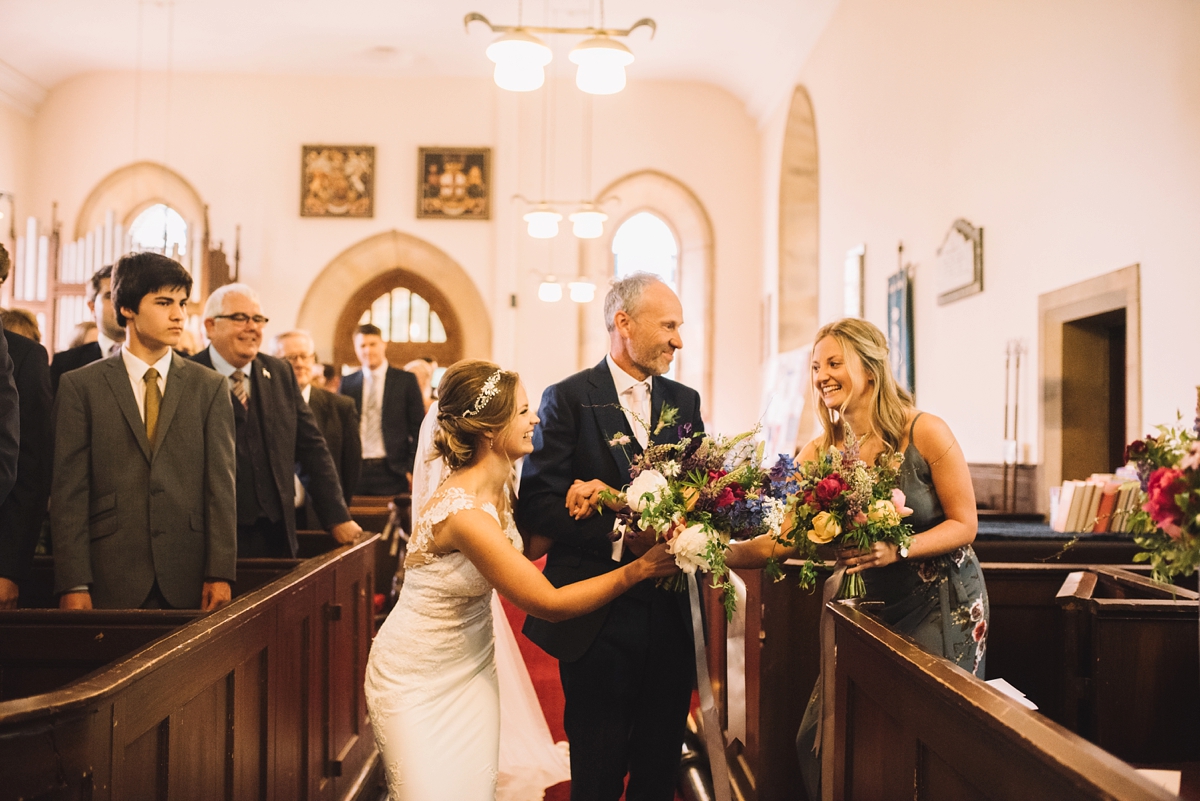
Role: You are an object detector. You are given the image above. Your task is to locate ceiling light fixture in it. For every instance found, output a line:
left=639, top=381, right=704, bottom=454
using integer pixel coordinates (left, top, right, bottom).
left=568, top=280, right=597, bottom=303
left=537, top=275, right=563, bottom=302
left=465, top=6, right=655, bottom=96
left=523, top=204, right=563, bottom=239
left=569, top=204, right=609, bottom=239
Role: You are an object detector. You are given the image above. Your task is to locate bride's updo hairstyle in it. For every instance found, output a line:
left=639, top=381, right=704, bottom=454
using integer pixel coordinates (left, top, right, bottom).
left=434, top=359, right=520, bottom=470
left=812, top=318, right=914, bottom=455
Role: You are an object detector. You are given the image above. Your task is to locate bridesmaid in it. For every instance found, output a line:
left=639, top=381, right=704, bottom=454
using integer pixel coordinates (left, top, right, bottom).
left=726, top=318, right=988, bottom=799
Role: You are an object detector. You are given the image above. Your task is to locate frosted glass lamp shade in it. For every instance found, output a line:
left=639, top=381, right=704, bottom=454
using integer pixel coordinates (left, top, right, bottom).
left=538, top=278, right=563, bottom=302
left=569, top=208, right=608, bottom=239
left=568, top=280, right=597, bottom=303
left=569, top=36, right=634, bottom=95
left=486, top=31, right=553, bottom=92
left=524, top=207, right=562, bottom=239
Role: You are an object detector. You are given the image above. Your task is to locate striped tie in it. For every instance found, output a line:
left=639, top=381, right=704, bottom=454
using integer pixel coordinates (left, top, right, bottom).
left=231, top=370, right=248, bottom=408
left=144, top=368, right=161, bottom=445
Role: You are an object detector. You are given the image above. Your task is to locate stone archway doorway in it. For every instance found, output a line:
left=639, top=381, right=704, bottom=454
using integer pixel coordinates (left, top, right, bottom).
left=333, top=268, right=464, bottom=368
left=296, top=229, right=492, bottom=371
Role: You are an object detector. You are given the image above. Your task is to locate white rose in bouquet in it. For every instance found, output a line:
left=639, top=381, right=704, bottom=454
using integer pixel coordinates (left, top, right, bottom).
left=626, top=469, right=669, bottom=512
left=668, top=523, right=713, bottom=575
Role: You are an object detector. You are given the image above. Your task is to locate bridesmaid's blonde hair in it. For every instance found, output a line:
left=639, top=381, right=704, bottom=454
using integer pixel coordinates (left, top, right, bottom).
left=812, top=318, right=914, bottom=456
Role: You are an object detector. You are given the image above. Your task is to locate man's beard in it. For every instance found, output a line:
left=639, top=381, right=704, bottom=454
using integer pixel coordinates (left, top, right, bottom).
left=630, top=341, right=672, bottom=377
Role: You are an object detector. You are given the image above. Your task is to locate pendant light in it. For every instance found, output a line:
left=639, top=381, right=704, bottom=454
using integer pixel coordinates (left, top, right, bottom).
left=537, top=275, right=563, bottom=302
left=485, top=30, right=553, bottom=92
left=569, top=35, right=634, bottom=95
left=524, top=205, right=562, bottom=239
left=569, top=205, right=608, bottom=239
left=568, top=280, right=597, bottom=303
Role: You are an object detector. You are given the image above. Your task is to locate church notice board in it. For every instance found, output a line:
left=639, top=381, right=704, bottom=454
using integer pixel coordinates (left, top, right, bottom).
left=936, top=218, right=983, bottom=304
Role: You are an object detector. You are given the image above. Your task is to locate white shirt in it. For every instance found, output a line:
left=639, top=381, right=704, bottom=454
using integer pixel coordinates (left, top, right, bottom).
left=360, top=363, right=388, bottom=459
left=121, top=347, right=172, bottom=421
left=301, top=383, right=312, bottom=404
left=207, top=345, right=252, bottom=400
left=97, top=329, right=122, bottom=357
left=606, top=354, right=652, bottom=449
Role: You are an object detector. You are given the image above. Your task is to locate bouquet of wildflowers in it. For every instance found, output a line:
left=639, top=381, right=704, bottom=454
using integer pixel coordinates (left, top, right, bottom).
left=769, top=434, right=914, bottom=599
left=1125, top=393, right=1200, bottom=584
left=602, top=408, right=791, bottom=619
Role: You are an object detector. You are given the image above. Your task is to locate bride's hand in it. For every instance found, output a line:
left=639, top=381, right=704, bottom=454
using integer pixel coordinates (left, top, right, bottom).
left=634, top=541, right=680, bottom=580
left=566, top=479, right=622, bottom=520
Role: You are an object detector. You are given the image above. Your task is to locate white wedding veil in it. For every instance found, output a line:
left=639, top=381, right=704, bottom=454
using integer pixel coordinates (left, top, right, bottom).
left=409, top=401, right=570, bottom=800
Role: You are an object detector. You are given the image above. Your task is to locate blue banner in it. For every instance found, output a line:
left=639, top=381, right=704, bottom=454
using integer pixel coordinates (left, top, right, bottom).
left=887, top=269, right=914, bottom=396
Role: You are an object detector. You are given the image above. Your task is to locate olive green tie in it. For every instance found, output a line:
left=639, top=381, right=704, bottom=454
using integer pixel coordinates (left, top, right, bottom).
left=144, top=367, right=161, bottom=446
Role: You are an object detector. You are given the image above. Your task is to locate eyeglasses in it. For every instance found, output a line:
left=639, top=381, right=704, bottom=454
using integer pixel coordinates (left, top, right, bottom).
left=214, top=313, right=269, bottom=326
left=282, top=352, right=315, bottom=364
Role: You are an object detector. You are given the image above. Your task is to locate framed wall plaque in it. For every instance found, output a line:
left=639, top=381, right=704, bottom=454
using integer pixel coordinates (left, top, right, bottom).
left=417, top=147, right=491, bottom=220
left=301, top=145, right=375, bottom=218
left=936, top=218, right=983, bottom=305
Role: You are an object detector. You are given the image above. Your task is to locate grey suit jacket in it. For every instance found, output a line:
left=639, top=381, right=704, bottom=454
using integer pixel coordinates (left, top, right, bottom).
left=51, top=352, right=237, bottom=609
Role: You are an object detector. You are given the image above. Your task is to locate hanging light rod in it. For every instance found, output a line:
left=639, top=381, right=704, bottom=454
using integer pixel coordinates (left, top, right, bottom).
left=464, top=13, right=656, bottom=40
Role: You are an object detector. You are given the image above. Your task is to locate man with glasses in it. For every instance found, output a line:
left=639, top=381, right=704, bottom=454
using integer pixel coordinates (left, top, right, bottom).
left=272, top=330, right=361, bottom=528
left=194, top=284, right=361, bottom=558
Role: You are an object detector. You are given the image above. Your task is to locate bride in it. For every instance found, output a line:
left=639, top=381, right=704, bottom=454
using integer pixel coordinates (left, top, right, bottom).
left=365, top=360, right=678, bottom=800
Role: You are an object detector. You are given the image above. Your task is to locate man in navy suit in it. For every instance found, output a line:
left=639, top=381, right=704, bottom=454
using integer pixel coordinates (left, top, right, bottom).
left=339, top=324, right=424, bottom=496
left=518, top=273, right=704, bottom=801
left=193, top=284, right=361, bottom=558
left=51, top=264, right=125, bottom=393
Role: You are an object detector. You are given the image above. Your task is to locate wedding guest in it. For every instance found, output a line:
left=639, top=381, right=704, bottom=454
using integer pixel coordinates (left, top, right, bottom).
left=340, top=325, right=424, bottom=495
left=70, top=321, right=98, bottom=349
left=193, top=284, right=361, bottom=557
left=518, top=273, right=704, bottom=801
left=404, top=357, right=437, bottom=412
left=1, top=308, right=40, bottom=342
left=725, top=317, right=988, bottom=800
left=52, top=252, right=237, bottom=610
left=0, top=319, right=52, bottom=609
left=51, top=264, right=126, bottom=393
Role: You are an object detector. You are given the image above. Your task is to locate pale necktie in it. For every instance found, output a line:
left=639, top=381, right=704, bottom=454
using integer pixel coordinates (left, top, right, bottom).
left=143, top=367, right=161, bottom=445
left=230, top=369, right=248, bottom=408
left=363, top=373, right=384, bottom=455
left=108, top=342, right=121, bottom=357
left=626, top=381, right=650, bottom=448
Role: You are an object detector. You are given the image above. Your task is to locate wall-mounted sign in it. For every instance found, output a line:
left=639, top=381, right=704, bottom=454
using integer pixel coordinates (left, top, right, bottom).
left=936, top=218, right=983, bottom=305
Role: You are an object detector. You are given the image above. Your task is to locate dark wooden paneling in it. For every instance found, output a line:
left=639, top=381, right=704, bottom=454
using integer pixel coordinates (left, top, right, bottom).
left=0, top=537, right=379, bottom=801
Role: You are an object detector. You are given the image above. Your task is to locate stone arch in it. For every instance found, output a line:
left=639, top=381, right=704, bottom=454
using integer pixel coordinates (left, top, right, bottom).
left=297, top=229, right=491, bottom=368
left=75, top=161, right=207, bottom=241
left=778, top=85, right=819, bottom=352
left=578, top=170, right=715, bottom=406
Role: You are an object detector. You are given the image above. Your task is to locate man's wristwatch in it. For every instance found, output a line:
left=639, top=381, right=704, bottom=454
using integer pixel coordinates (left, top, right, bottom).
left=897, top=544, right=909, bottom=560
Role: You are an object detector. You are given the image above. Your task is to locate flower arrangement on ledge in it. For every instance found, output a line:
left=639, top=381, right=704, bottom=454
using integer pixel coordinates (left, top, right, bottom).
left=1125, top=390, right=1200, bottom=584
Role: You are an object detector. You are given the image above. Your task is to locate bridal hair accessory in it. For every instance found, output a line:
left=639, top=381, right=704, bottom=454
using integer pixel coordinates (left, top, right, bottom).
left=462, top=369, right=504, bottom=417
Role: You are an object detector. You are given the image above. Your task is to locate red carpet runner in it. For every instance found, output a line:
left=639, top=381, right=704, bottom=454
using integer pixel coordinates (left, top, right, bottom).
left=500, top=556, right=686, bottom=801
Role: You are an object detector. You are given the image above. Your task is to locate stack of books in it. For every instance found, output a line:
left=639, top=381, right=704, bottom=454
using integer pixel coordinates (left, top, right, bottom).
left=1049, top=474, right=1142, bottom=534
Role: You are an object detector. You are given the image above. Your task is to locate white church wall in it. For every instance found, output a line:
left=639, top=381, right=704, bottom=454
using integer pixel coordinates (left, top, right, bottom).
left=26, top=71, right=761, bottom=432
left=0, top=101, right=33, bottom=244
left=764, top=0, right=1200, bottom=465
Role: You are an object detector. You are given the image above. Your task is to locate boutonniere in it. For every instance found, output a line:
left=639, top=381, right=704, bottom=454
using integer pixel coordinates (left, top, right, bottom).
left=262, top=368, right=271, bottom=379
left=653, top=404, right=680, bottom=437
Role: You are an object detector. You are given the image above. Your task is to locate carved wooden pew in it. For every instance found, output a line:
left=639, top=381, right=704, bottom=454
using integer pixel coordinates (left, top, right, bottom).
left=828, top=600, right=1177, bottom=800
left=0, top=536, right=379, bottom=801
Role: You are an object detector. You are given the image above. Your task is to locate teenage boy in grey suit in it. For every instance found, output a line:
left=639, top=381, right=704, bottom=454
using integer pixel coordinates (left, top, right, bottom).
left=52, top=252, right=237, bottom=610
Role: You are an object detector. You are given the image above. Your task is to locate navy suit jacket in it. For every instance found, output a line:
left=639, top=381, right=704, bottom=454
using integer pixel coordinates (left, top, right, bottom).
left=193, top=348, right=351, bottom=555
left=50, top=340, right=103, bottom=394
left=517, top=358, right=704, bottom=662
left=0, top=331, right=52, bottom=583
left=340, top=366, right=424, bottom=478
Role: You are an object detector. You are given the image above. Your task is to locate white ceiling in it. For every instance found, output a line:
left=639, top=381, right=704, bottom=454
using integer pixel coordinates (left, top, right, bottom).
left=0, top=0, right=839, bottom=120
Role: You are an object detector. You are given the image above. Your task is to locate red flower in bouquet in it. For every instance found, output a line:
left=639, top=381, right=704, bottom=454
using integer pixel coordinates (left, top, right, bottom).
left=715, top=482, right=745, bottom=510
left=1144, top=467, right=1187, bottom=539
left=811, top=474, right=848, bottom=509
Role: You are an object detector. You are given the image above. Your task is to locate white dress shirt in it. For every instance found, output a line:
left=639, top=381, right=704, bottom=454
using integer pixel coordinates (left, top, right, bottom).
left=98, top=329, right=122, bottom=358
left=121, top=347, right=172, bottom=421
left=207, top=345, right=252, bottom=400
left=301, top=383, right=312, bottom=404
left=360, top=363, right=388, bottom=459
left=606, top=354, right=652, bottom=449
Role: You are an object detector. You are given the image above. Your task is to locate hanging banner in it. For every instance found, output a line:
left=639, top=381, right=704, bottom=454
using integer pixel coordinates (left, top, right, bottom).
left=887, top=269, right=914, bottom=396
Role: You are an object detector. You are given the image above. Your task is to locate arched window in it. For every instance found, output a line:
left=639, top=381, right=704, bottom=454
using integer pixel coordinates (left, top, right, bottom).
left=612, top=211, right=679, bottom=290
left=128, top=203, right=189, bottom=259
left=357, top=287, right=448, bottom=344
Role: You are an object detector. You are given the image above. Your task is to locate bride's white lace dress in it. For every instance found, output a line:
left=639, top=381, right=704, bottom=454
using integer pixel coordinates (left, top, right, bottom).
left=366, top=487, right=506, bottom=799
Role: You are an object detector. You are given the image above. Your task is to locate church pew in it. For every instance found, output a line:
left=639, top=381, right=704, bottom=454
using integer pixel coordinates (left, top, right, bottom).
left=711, top=559, right=1170, bottom=801
left=828, top=600, right=1177, bottom=801
left=348, top=494, right=412, bottom=610
left=0, top=535, right=379, bottom=801
left=1056, top=567, right=1199, bottom=765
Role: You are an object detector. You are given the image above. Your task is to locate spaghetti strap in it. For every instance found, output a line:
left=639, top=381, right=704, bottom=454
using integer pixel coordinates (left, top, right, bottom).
left=909, top=412, right=925, bottom=444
